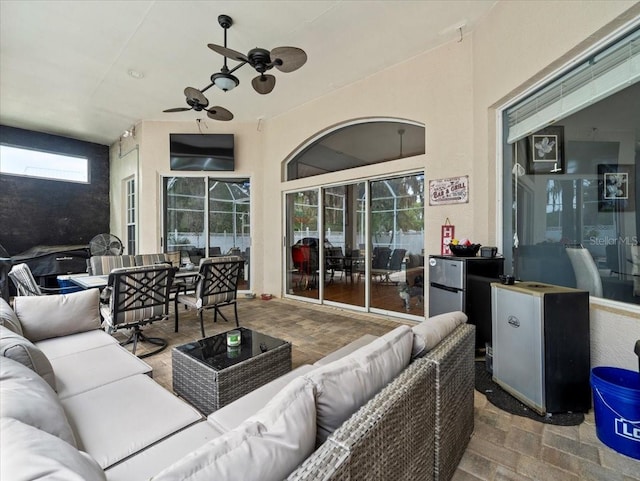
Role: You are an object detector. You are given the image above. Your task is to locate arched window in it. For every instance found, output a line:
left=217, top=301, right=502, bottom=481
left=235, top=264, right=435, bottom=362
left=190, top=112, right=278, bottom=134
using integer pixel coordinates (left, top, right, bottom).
left=286, top=119, right=425, bottom=181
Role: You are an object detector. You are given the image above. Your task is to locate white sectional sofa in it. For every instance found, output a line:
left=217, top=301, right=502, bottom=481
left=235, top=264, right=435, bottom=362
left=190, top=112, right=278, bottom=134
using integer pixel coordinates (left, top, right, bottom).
left=0, top=289, right=475, bottom=481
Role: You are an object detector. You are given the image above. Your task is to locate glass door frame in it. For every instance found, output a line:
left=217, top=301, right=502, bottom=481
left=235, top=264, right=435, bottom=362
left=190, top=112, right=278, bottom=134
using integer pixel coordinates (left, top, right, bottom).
left=283, top=171, right=424, bottom=321
left=284, top=188, right=323, bottom=304
left=322, top=183, right=368, bottom=311
left=162, top=174, right=252, bottom=293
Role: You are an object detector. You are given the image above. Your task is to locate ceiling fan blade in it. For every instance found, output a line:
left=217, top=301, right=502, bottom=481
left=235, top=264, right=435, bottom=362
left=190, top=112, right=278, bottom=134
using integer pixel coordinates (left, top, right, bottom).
left=184, top=87, right=209, bottom=107
left=207, top=43, right=248, bottom=62
left=206, top=106, right=234, bottom=121
left=270, top=46, right=307, bottom=73
left=252, top=74, right=276, bottom=95
left=163, top=107, right=192, bottom=113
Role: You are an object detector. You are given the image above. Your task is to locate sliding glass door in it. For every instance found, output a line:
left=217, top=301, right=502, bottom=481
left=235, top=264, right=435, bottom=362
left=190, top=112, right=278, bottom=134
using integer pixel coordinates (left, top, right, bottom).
left=165, top=177, right=206, bottom=263
left=164, top=176, right=251, bottom=290
left=285, top=173, right=424, bottom=318
left=286, top=190, right=320, bottom=300
left=322, top=183, right=366, bottom=307
left=369, top=175, right=424, bottom=316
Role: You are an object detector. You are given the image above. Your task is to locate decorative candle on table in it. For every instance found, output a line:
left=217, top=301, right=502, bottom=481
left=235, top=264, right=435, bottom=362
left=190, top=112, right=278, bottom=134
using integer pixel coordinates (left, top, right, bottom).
left=226, top=330, right=241, bottom=347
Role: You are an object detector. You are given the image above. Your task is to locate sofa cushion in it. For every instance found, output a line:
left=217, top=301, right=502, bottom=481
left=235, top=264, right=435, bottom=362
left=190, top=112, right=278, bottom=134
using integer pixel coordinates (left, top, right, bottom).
left=52, top=343, right=152, bottom=399
left=411, top=311, right=467, bottom=358
left=0, top=297, right=23, bottom=335
left=35, top=328, right=118, bottom=360
left=0, top=418, right=105, bottom=481
left=13, top=288, right=101, bottom=342
left=0, top=357, right=77, bottom=447
left=208, top=364, right=317, bottom=432
left=305, top=324, right=413, bottom=444
left=105, top=422, right=224, bottom=481
left=152, top=377, right=316, bottom=481
left=0, top=324, right=56, bottom=391
left=61, top=373, right=202, bottom=469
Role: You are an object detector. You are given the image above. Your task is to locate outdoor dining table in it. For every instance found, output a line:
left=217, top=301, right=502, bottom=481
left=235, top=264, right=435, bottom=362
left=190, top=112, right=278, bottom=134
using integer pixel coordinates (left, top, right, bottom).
left=67, top=268, right=197, bottom=290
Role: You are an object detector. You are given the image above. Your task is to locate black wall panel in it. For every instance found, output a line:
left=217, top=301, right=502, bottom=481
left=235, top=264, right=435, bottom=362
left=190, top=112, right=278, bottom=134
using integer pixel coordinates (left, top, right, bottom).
left=0, top=125, right=110, bottom=255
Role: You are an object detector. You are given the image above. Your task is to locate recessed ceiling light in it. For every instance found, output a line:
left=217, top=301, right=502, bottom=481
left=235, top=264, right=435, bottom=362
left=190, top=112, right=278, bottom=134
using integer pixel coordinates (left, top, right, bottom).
left=128, top=69, right=144, bottom=79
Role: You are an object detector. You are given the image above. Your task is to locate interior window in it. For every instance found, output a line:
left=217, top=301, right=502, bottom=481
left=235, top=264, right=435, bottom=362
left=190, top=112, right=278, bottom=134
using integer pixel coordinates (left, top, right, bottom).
left=163, top=176, right=251, bottom=290
left=286, top=120, right=425, bottom=180
left=126, top=177, right=136, bottom=255
left=503, top=28, right=640, bottom=306
left=505, top=83, right=639, bottom=305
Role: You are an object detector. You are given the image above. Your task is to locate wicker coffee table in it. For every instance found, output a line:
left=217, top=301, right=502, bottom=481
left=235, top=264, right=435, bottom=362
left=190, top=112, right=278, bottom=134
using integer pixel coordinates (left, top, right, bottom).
left=172, top=327, right=292, bottom=415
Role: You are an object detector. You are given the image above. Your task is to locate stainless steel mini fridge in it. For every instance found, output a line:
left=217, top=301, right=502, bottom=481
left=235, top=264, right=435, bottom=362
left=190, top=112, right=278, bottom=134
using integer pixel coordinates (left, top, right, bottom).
left=491, top=281, right=591, bottom=415
left=428, top=255, right=503, bottom=349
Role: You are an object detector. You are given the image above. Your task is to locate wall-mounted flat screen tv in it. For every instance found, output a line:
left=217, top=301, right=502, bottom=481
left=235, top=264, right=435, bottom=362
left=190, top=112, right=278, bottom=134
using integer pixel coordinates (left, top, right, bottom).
left=169, top=133, right=234, bottom=171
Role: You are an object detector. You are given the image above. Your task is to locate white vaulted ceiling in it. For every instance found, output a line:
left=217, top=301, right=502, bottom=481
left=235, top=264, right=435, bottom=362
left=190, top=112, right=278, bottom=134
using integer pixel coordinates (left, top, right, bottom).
left=0, top=0, right=496, bottom=145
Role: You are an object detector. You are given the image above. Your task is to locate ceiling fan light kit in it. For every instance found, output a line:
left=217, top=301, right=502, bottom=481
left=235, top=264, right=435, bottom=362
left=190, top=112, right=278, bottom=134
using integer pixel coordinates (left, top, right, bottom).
left=211, top=71, right=239, bottom=92
left=163, top=14, right=307, bottom=120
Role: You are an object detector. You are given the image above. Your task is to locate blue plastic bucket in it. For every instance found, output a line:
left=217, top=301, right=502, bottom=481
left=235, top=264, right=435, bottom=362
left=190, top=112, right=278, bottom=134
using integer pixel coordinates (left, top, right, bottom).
left=590, top=367, right=640, bottom=460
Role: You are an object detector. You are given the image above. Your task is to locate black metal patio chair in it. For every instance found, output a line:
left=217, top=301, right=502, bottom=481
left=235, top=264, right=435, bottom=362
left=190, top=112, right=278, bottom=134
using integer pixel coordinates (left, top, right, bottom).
left=174, top=256, right=244, bottom=338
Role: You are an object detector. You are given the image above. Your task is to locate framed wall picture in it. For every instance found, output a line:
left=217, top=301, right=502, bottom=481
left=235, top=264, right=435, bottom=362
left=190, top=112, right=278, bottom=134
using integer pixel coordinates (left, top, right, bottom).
left=598, top=163, right=635, bottom=212
left=526, top=126, right=564, bottom=174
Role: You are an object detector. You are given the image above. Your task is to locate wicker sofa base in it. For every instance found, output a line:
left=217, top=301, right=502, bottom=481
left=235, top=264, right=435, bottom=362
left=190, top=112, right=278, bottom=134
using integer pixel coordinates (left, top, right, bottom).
left=287, top=323, right=475, bottom=481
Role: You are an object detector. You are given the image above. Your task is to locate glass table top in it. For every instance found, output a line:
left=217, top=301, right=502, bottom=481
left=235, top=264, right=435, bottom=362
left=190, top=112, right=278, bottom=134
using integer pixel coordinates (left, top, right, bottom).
left=174, top=327, right=289, bottom=371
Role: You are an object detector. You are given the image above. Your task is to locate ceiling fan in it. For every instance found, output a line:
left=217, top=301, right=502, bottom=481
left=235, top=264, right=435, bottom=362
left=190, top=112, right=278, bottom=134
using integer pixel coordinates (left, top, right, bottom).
left=163, top=87, right=233, bottom=121
left=207, top=14, right=308, bottom=95
left=163, top=14, right=307, bottom=120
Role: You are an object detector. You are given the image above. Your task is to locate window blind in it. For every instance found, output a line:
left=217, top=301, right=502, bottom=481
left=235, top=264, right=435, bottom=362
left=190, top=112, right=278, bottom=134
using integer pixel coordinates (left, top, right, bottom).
left=506, top=27, right=640, bottom=144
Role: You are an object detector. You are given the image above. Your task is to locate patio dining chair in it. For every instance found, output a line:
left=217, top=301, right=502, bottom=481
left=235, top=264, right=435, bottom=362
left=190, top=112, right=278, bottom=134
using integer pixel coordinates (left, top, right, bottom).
left=100, top=264, right=175, bottom=358
left=8, top=263, right=67, bottom=296
left=324, top=247, right=342, bottom=282
left=565, top=244, right=603, bottom=297
left=385, top=248, right=407, bottom=283
left=89, top=255, right=135, bottom=275
left=367, top=246, right=392, bottom=283
left=174, top=256, right=244, bottom=338
left=292, top=244, right=317, bottom=289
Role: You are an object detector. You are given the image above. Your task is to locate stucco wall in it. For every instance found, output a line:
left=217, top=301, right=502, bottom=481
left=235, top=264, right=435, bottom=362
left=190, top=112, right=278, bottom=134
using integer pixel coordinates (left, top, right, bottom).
left=591, top=305, right=640, bottom=369
left=471, top=0, right=640, bottom=371
left=472, top=0, right=639, bottom=246
left=109, top=1, right=640, bottom=370
left=264, top=37, right=476, bottom=292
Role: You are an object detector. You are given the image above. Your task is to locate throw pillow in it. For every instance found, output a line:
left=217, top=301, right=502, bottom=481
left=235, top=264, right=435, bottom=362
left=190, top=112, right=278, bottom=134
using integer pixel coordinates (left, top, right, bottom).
left=305, top=325, right=413, bottom=445
left=0, top=297, right=23, bottom=335
left=13, top=288, right=101, bottom=342
left=0, top=324, right=56, bottom=391
left=411, top=310, right=467, bottom=358
left=0, top=357, right=76, bottom=447
left=152, top=377, right=316, bottom=481
left=0, top=418, right=105, bottom=481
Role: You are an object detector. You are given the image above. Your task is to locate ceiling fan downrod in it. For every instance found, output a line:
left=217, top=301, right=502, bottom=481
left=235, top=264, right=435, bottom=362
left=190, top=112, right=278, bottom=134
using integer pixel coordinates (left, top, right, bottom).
left=210, top=14, right=240, bottom=92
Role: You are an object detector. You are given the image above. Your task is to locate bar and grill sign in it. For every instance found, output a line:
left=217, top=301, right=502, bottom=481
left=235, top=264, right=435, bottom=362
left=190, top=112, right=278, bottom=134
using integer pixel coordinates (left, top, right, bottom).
left=429, top=175, right=469, bottom=205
